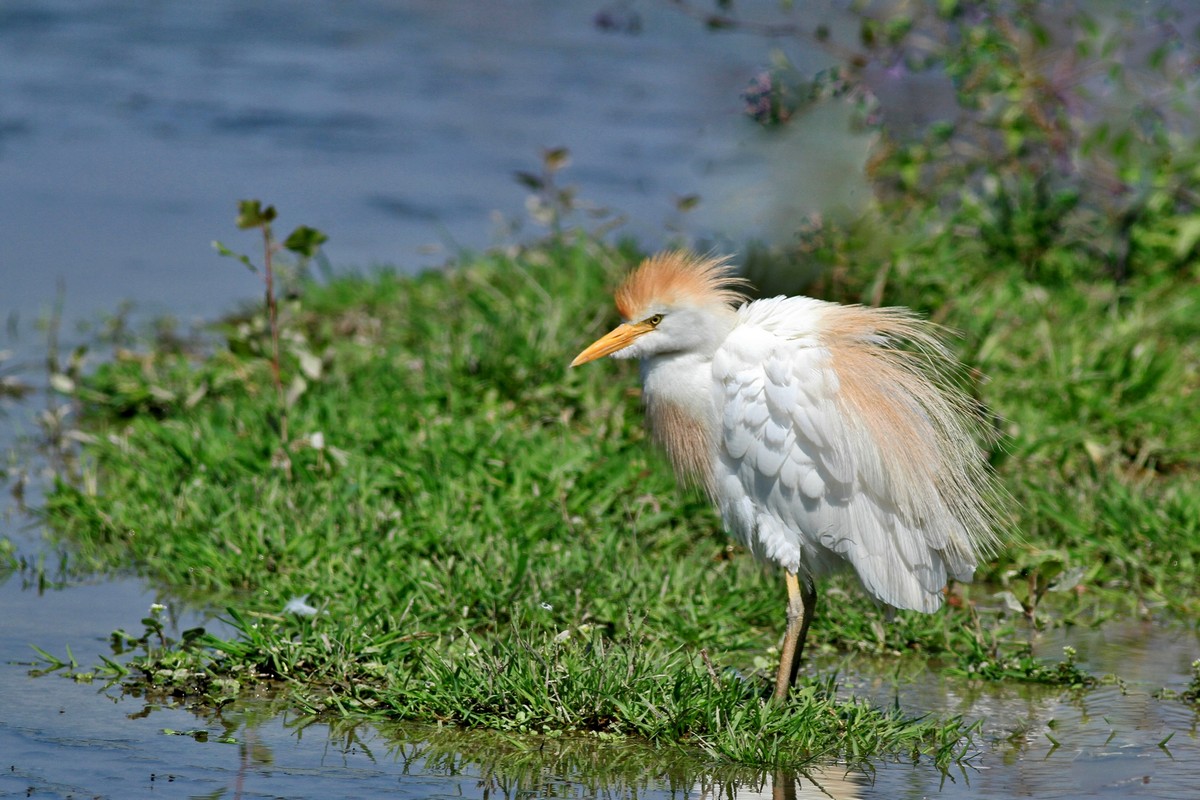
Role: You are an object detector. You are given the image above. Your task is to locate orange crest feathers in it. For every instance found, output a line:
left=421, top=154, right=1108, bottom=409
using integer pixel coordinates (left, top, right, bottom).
left=615, top=251, right=750, bottom=320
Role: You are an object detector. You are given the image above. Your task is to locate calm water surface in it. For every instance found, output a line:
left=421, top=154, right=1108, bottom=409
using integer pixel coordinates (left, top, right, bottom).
left=2, top=2, right=1199, bottom=798
left=0, top=0, right=859, bottom=325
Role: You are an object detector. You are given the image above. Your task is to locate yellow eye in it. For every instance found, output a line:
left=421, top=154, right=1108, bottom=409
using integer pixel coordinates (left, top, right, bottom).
left=646, top=314, right=664, bottom=326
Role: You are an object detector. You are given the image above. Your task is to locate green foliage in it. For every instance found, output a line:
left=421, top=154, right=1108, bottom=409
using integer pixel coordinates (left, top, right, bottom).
left=1184, top=659, right=1200, bottom=707
left=222, top=198, right=328, bottom=265
left=716, top=1, right=1200, bottom=288
left=0, top=536, right=16, bottom=575
left=953, top=644, right=1095, bottom=689
left=283, top=225, right=329, bottom=259
left=211, top=200, right=329, bottom=458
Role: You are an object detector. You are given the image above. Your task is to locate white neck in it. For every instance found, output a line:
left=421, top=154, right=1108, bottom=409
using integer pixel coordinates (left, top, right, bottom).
left=640, top=351, right=719, bottom=427
left=639, top=348, right=725, bottom=494
left=637, top=304, right=736, bottom=419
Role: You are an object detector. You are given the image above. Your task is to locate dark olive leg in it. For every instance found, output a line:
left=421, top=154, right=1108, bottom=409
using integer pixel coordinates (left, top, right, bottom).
left=772, top=572, right=818, bottom=703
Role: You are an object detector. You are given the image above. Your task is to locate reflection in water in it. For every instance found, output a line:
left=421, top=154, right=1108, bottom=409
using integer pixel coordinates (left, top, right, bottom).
left=2, top=639, right=1198, bottom=799
left=167, top=698, right=874, bottom=799
left=122, top=662, right=1198, bottom=800
left=337, top=716, right=869, bottom=800
left=691, top=768, right=864, bottom=800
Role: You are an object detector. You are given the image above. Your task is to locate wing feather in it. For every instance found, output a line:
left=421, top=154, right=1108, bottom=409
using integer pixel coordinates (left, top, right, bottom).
left=712, top=296, right=1003, bottom=612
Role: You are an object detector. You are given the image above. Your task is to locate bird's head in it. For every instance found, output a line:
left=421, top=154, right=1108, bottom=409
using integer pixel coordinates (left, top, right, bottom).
left=570, top=251, right=749, bottom=367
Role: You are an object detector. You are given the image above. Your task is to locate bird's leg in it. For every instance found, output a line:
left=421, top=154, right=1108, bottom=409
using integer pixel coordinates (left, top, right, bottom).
left=771, top=768, right=796, bottom=800
left=772, top=572, right=818, bottom=703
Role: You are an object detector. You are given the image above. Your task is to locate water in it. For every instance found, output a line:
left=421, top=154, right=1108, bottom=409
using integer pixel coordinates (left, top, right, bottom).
left=2, top=1, right=1199, bottom=797
left=0, top=0, right=861, bottom=327
left=3, top=623, right=1197, bottom=798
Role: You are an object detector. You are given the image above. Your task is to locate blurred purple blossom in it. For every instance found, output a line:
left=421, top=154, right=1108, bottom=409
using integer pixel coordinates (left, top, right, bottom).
left=742, top=70, right=789, bottom=125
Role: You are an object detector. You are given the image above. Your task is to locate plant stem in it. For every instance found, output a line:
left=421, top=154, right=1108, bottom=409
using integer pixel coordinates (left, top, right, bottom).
left=261, top=225, right=288, bottom=446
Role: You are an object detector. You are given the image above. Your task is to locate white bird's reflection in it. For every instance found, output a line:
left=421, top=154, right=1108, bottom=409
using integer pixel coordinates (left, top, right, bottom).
left=691, top=766, right=865, bottom=800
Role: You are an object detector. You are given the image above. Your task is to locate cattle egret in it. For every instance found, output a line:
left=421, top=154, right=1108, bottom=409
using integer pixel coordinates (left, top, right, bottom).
left=571, top=251, right=1005, bottom=702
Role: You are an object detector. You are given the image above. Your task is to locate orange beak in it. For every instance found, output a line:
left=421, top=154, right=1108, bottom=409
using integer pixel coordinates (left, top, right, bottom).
left=570, top=321, right=654, bottom=367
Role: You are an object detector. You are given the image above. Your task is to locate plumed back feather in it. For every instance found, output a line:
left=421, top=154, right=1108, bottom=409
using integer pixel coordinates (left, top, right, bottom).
left=822, top=305, right=1006, bottom=568
left=712, top=297, right=1008, bottom=611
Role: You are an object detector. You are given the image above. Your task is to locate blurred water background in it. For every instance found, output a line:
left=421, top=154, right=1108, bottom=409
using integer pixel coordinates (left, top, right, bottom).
left=0, top=0, right=871, bottom=331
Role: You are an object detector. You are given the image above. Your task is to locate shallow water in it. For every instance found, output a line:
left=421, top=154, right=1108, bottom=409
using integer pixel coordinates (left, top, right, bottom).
left=2, top=2, right=1200, bottom=798
left=852, top=624, right=1200, bottom=798
left=3, top=624, right=1198, bottom=799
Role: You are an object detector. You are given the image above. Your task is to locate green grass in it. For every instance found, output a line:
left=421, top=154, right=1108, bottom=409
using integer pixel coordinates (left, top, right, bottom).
left=38, top=230, right=1200, bottom=768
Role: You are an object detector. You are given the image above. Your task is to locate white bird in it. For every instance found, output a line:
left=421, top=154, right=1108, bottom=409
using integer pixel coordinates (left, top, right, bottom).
left=571, top=251, right=1005, bottom=702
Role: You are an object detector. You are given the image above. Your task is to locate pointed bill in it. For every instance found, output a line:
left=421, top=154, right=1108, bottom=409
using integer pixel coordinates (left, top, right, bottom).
left=569, top=322, right=653, bottom=367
